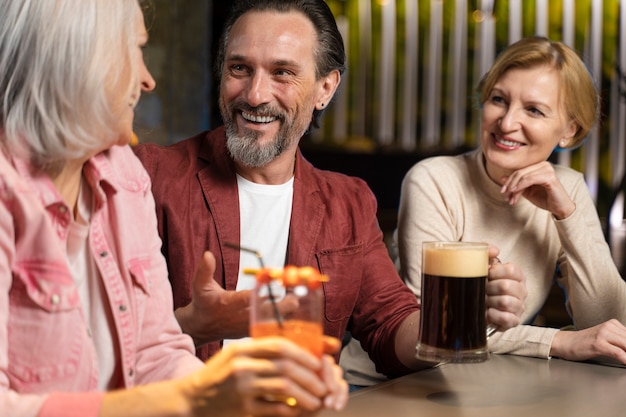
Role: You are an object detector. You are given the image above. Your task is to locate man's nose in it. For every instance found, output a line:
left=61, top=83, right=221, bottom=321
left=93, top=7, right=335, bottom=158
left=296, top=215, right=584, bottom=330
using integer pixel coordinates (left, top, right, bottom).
left=244, top=71, right=272, bottom=107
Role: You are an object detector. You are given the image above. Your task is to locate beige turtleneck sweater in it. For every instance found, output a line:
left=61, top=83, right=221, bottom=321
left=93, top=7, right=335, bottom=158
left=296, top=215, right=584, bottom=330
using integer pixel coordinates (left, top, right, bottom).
left=341, top=148, right=626, bottom=387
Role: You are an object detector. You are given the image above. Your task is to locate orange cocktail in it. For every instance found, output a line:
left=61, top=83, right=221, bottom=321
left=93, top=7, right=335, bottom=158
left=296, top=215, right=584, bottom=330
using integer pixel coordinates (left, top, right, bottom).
left=251, top=320, right=324, bottom=357
left=249, top=266, right=327, bottom=357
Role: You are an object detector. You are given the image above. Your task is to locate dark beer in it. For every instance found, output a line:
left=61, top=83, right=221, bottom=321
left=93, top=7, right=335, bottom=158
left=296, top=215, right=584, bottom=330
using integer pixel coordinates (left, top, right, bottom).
left=420, top=274, right=486, bottom=350
left=416, top=242, right=489, bottom=362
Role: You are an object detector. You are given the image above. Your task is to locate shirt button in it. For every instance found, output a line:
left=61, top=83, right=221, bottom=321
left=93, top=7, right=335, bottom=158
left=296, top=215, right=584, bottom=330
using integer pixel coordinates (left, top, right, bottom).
left=50, top=294, right=60, bottom=305
left=128, top=368, right=134, bottom=377
left=119, top=304, right=127, bottom=312
left=100, top=251, right=108, bottom=257
left=58, top=205, right=67, bottom=213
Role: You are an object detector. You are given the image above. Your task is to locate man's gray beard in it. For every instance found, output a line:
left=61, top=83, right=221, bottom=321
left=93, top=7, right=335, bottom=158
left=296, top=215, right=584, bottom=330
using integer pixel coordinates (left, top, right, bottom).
left=225, top=122, right=288, bottom=168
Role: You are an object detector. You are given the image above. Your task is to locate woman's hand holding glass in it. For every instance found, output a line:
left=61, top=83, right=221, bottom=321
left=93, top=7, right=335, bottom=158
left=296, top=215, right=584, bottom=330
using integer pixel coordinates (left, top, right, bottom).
left=179, top=337, right=347, bottom=417
left=486, top=246, right=528, bottom=333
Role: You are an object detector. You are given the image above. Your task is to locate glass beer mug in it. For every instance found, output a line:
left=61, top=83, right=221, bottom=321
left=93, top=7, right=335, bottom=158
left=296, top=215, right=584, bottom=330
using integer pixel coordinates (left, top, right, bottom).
left=415, top=241, right=490, bottom=363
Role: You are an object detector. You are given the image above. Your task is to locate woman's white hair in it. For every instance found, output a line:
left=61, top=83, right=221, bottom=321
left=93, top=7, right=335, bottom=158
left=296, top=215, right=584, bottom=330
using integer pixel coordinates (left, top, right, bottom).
left=0, top=0, right=139, bottom=172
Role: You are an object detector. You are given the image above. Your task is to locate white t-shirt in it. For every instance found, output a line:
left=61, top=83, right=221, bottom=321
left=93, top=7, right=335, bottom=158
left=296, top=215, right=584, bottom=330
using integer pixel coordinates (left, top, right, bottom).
left=223, top=174, right=294, bottom=347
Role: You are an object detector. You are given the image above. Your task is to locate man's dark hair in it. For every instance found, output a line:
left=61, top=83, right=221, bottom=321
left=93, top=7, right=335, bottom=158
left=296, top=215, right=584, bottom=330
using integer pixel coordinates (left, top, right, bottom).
left=215, top=0, right=346, bottom=128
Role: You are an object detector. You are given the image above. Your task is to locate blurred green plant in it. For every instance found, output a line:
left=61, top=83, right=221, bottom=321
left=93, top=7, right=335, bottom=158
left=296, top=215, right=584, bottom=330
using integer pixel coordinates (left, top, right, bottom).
left=320, top=0, right=622, bottom=216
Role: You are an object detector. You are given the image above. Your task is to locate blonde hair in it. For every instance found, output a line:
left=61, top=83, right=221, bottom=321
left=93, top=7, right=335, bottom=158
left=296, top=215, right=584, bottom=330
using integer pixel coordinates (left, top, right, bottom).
left=477, top=36, right=599, bottom=148
left=0, top=0, right=139, bottom=171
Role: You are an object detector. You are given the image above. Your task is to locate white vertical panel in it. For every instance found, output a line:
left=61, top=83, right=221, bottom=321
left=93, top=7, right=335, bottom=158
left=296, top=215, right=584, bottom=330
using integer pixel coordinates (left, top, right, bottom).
left=562, top=0, right=575, bottom=45
left=352, top=0, right=371, bottom=138
left=400, top=0, right=419, bottom=151
left=377, top=0, right=396, bottom=145
left=422, top=0, right=443, bottom=148
left=474, top=0, right=496, bottom=145
left=477, top=0, right=496, bottom=79
left=509, top=0, right=522, bottom=43
left=332, top=15, right=349, bottom=143
left=558, top=0, right=575, bottom=167
left=585, top=0, right=603, bottom=202
left=449, top=0, right=468, bottom=147
left=535, top=0, right=548, bottom=36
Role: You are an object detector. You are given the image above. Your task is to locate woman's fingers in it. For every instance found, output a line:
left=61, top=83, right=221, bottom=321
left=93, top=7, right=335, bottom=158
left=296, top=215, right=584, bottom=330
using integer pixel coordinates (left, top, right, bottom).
left=486, top=262, right=527, bottom=330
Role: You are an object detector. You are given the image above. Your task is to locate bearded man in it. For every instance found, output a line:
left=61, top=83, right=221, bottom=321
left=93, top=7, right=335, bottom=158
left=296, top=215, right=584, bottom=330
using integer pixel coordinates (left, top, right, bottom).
left=134, top=0, right=527, bottom=385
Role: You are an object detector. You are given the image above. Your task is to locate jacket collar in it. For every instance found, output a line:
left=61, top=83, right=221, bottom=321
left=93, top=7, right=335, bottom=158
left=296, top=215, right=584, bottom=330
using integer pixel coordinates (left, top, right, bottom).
left=288, top=148, right=325, bottom=265
left=197, top=128, right=326, bottom=271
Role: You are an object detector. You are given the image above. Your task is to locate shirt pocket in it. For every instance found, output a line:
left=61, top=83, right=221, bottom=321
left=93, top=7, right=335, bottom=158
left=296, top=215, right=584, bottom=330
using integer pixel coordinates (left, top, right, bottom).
left=127, top=257, right=152, bottom=294
left=8, top=262, right=87, bottom=392
left=126, top=256, right=152, bottom=327
left=318, top=244, right=364, bottom=322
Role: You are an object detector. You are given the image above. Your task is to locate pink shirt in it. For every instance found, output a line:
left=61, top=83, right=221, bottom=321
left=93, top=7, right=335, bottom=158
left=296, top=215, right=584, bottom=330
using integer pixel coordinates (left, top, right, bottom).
left=0, top=145, right=202, bottom=417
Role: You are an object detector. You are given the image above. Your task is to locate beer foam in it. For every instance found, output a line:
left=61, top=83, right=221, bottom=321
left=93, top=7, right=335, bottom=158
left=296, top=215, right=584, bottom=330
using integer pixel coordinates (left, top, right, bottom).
left=423, top=243, right=488, bottom=277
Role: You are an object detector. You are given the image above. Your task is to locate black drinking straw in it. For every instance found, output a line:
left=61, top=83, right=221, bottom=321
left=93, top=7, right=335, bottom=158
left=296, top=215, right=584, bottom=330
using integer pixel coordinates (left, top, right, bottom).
left=224, top=242, right=283, bottom=328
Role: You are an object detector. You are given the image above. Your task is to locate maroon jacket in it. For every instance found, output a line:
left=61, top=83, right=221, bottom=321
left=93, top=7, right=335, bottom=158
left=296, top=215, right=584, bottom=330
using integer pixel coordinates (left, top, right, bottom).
left=134, top=126, right=418, bottom=378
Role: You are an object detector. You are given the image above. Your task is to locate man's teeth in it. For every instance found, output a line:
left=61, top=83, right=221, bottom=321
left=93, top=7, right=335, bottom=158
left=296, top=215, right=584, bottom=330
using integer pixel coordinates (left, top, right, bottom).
left=496, top=136, right=520, bottom=147
left=242, top=111, right=276, bottom=123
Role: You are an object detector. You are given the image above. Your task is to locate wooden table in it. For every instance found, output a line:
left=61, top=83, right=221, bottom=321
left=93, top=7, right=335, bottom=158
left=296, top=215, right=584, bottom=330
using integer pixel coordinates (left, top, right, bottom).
left=321, top=354, right=626, bottom=417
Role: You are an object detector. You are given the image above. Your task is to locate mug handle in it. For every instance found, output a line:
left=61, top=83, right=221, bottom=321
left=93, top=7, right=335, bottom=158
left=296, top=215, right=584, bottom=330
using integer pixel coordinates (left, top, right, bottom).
left=486, top=256, right=503, bottom=339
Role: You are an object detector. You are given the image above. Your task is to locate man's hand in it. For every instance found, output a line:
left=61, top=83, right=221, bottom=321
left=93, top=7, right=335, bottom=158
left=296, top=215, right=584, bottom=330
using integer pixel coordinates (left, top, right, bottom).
left=174, top=251, right=251, bottom=346
left=175, top=251, right=298, bottom=347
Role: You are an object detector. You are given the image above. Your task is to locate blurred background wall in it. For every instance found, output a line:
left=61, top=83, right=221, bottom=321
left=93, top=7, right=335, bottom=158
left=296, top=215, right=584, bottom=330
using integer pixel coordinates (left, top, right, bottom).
left=134, top=1, right=626, bottom=277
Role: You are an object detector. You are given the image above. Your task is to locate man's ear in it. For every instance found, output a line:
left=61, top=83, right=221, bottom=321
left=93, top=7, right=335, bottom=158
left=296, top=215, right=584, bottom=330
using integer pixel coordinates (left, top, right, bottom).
left=315, top=69, right=340, bottom=111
